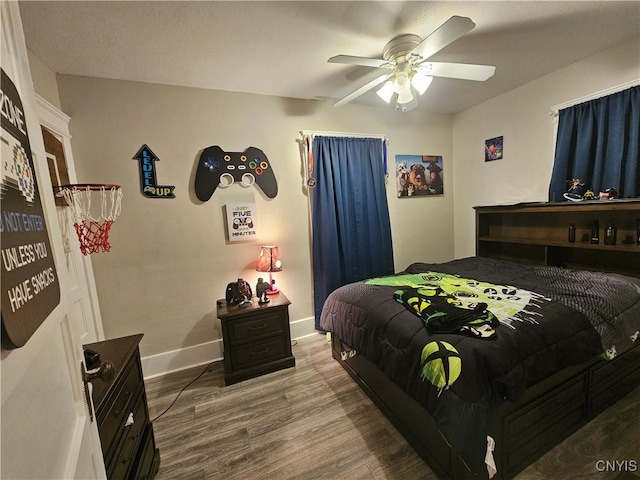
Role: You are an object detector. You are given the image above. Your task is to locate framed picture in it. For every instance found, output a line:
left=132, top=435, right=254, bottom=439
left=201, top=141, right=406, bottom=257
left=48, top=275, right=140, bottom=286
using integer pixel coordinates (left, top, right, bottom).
left=395, top=154, right=444, bottom=197
left=485, top=136, right=503, bottom=161
left=225, top=202, right=257, bottom=242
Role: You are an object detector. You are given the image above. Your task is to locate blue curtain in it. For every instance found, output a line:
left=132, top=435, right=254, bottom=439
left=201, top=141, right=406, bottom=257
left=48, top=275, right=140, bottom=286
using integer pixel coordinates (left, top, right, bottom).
left=549, top=85, right=639, bottom=201
left=312, top=136, right=394, bottom=329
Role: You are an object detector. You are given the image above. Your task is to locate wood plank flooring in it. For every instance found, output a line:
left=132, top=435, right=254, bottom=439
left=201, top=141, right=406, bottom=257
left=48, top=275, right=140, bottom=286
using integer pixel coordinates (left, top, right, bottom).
left=145, top=333, right=639, bottom=480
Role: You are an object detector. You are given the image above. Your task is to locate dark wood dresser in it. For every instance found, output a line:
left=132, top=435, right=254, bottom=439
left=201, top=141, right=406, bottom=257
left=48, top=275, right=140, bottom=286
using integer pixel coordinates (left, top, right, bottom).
left=84, top=334, right=160, bottom=479
left=216, top=291, right=295, bottom=385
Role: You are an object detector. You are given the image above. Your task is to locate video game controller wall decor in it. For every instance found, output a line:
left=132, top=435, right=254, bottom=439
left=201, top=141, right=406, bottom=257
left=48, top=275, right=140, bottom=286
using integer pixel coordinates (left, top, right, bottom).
left=195, top=146, right=278, bottom=201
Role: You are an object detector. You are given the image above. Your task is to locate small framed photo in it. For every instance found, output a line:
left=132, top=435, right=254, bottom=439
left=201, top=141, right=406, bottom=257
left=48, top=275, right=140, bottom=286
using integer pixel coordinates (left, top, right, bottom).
left=395, top=154, right=443, bottom=197
left=485, top=136, right=503, bottom=162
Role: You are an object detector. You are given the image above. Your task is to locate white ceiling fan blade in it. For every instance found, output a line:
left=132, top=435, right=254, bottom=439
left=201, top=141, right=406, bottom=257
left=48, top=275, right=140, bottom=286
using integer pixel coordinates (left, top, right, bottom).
left=411, top=16, right=476, bottom=61
left=328, top=55, right=392, bottom=69
left=417, top=62, right=496, bottom=81
left=334, top=73, right=392, bottom=107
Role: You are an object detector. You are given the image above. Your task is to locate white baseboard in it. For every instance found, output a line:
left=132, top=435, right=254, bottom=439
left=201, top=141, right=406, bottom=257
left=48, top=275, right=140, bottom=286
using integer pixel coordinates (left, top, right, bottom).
left=141, top=316, right=317, bottom=379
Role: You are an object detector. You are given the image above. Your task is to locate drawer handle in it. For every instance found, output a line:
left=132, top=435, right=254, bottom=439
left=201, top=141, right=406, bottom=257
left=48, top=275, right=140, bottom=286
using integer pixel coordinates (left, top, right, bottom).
left=119, top=435, right=141, bottom=464
left=249, top=323, right=268, bottom=331
left=114, top=391, right=133, bottom=415
left=252, top=348, right=269, bottom=356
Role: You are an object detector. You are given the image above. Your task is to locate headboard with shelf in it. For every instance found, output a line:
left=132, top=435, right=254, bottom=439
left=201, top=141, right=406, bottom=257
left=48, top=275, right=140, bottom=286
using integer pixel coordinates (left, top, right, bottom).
left=474, top=199, right=640, bottom=276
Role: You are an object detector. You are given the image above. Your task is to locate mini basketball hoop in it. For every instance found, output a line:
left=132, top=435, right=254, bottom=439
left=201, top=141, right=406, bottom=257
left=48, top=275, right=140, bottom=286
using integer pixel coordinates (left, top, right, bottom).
left=55, top=184, right=123, bottom=255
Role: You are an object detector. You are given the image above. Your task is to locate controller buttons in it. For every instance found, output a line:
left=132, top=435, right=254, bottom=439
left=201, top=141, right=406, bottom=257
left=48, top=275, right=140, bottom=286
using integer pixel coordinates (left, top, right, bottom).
left=249, top=161, right=258, bottom=169
left=238, top=165, right=247, bottom=170
left=227, top=165, right=236, bottom=170
left=204, top=158, right=219, bottom=172
left=224, top=155, right=231, bottom=162
left=220, top=173, right=234, bottom=187
left=241, top=173, right=255, bottom=186
left=255, top=167, right=264, bottom=175
left=260, top=161, right=269, bottom=170
left=240, top=155, right=247, bottom=162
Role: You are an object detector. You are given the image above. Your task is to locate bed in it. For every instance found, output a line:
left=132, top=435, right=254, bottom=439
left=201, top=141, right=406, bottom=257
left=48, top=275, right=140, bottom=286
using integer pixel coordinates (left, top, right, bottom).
left=319, top=201, right=640, bottom=479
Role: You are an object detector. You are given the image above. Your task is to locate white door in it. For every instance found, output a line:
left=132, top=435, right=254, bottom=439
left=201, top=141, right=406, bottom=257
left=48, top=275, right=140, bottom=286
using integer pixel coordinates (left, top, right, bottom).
left=0, top=3, right=106, bottom=479
left=38, top=97, right=105, bottom=345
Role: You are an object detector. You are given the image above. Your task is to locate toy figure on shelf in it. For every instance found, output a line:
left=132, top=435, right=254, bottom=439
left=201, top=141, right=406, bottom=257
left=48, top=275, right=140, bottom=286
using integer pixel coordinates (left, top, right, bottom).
left=256, top=278, right=270, bottom=304
left=599, top=187, right=619, bottom=200
left=563, top=178, right=586, bottom=202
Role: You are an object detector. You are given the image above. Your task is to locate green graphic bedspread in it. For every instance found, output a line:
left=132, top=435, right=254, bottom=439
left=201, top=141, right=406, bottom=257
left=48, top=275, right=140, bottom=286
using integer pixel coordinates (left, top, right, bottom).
left=319, top=257, right=640, bottom=474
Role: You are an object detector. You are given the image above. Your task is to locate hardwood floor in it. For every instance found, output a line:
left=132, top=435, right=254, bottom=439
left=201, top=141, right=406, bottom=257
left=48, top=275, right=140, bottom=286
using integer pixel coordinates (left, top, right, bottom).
left=145, top=333, right=639, bottom=480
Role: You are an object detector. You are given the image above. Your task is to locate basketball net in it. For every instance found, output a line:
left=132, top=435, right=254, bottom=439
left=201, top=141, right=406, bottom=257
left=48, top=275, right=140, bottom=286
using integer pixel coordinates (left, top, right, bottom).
left=58, top=185, right=123, bottom=255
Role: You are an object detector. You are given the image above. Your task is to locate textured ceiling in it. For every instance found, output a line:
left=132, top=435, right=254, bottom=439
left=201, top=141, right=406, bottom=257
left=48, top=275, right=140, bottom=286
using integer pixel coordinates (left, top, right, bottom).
left=19, top=1, right=640, bottom=114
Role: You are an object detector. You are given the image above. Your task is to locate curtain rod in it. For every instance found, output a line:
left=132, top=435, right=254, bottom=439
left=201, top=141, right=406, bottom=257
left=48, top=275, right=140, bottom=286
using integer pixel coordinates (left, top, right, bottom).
left=300, top=130, right=387, bottom=141
left=548, top=79, right=639, bottom=116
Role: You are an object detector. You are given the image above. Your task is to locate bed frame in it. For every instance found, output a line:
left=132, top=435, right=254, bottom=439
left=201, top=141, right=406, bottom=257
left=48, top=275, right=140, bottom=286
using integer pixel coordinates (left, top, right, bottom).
left=330, top=200, right=640, bottom=479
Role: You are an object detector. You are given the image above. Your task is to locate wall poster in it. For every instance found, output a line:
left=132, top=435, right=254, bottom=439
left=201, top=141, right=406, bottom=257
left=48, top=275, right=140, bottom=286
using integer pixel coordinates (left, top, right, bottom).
left=225, top=202, right=258, bottom=242
left=395, top=154, right=444, bottom=197
left=1, top=68, right=61, bottom=349
left=485, top=136, right=503, bottom=162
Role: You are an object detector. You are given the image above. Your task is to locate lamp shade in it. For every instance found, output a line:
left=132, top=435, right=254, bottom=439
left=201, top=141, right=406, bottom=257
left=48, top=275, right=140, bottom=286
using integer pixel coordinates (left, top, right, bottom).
left=256, top=246, right=282, bottom=272
left=411, top=73, right=433, bottom=95
left=376, top=80, right=395, bottom=103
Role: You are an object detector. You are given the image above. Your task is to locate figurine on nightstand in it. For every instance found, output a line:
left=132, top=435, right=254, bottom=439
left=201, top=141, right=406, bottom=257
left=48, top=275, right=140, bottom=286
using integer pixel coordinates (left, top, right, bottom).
left=256, top=277, right=270, bottom=304
left=238, top=279, right=253, bottom=308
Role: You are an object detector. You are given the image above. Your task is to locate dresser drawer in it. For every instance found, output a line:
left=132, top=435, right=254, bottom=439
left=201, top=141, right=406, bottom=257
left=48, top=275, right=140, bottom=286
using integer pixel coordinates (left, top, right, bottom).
left=228, top=310, right=285, bottom=345
left=589, top=365, right=640, bottom=416
left=505, top=406, right=584, bottom=475
left=231, top=336, right=288, bottom=369
left=107, top=392, right=146, bottom=479
left=98, top=360, right=143, bottom=467
left=590, top=346, right=640, bottom=390
left=504, top=374, right=585, bottom=451
left=132, top=424, right=160, bottom=480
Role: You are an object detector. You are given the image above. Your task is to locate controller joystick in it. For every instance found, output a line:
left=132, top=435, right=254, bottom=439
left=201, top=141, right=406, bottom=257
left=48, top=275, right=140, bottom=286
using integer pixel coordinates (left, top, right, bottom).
left=194, top=146, right=278, bottom=201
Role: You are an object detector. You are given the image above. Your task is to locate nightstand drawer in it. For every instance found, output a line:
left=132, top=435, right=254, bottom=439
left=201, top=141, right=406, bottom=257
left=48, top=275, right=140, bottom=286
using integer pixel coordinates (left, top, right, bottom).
left=229, top=311, right=284, bottom=345
left=231, top=336, right=288, bottom=369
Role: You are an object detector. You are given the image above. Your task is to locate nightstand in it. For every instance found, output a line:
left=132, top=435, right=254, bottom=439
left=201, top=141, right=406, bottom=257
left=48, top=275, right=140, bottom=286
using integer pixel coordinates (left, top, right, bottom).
left=216, top=291, right=295, bottom=385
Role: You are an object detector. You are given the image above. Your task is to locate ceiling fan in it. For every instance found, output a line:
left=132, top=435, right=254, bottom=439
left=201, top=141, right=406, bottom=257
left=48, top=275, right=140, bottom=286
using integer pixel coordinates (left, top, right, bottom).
left=329, top=16, right=496, bottom=112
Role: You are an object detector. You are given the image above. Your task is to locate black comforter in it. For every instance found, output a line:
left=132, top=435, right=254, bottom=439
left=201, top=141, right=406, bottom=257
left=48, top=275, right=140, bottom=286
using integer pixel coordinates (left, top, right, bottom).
left=319, top=257, right=640, bottom=473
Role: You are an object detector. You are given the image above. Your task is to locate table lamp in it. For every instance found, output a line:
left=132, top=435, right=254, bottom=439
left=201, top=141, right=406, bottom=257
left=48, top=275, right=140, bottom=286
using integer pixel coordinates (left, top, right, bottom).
left=256, top=245, right=282, bottom=295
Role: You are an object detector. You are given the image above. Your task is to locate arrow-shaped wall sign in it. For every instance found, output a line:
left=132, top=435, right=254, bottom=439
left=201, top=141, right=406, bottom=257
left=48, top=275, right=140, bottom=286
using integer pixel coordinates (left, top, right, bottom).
left=132, top=144, right=176, bottom=198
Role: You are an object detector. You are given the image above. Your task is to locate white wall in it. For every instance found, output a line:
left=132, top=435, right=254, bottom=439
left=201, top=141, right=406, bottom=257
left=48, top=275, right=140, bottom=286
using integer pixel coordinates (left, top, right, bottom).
left=26, top=48, right=61, bottom=109
left=452, top=37, right=640, bottom=259
left=55, top=75, right=454, bottom=364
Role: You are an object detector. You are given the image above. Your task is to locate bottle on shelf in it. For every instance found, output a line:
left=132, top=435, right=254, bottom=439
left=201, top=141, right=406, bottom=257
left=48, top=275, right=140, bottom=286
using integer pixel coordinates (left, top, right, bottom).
left=568, top=223, right=576, bottom=243
left=604, top=223, right=617, bottom=245
left=591, top=220, right=599, bottom=244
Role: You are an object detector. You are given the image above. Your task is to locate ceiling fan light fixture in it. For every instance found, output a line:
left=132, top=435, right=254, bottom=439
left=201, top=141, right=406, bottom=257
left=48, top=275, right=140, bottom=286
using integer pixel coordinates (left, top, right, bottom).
left=411, top=72, right=433, bottom=95
left=393, top=72, right=414, bottom=105
left=376, top=80, right=395, bottom=103
left=396, top=95, right=419, bottom=112
left=396, top=88, right=414, bottom=105
left=392, top=72, right=410, bottom=94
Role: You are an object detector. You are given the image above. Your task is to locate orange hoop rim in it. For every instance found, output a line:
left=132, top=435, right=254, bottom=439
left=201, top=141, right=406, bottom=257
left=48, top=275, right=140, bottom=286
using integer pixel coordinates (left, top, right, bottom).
left=55, top=183, right=121, bottom=197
